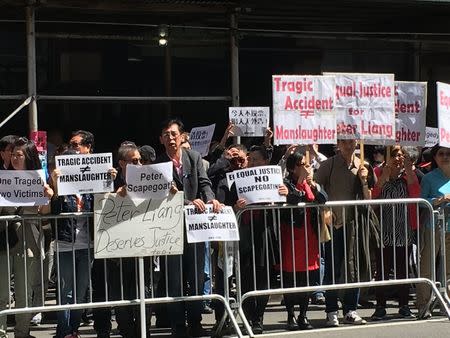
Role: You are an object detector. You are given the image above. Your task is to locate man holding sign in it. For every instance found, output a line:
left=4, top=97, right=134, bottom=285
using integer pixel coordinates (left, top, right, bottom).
left=156, top=118, right=220, bottom=337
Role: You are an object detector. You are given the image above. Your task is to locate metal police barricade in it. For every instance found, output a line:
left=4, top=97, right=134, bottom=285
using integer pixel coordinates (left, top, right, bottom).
left=0, top=212, right=242, bottom=338
left=431, top=206, right=450, bottom=308
left=230, top=198, right=450, bottom=337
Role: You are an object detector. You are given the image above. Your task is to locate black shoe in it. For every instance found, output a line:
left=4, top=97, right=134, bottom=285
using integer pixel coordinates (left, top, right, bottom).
left=251, top=320, right=264, bottom=334
left=286, top=314, right=298, bottom=331
left=201, top=304, right=214, bottom=314
left=399, top=305, right=416, bottom=319
left=188, top=323, right=208, bottom=337
left=371, top=306, right=387, bottom=321
left=297, top=316, right=313, bottom=330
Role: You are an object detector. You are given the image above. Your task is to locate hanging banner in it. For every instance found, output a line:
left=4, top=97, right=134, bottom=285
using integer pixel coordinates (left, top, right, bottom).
left=0, top=170, right=49, bottom=206
left=394, top=81, right=427, bottom=146
left=189, top=124, right=216, bottom=157
left=94, top=191, right=184, bottom=258
left=437, top=82, right=450, bottom=148
left=126, top=162, right=173, bottom=200
left=325, top=72, right=395, bottom=144
left=272, top=75, right=336, bottom=145
left=55, top=153, right=114, bottom=196
left=425, top=127, right=439, bottom=147
left=185, top=205, right=239, bottom=243
left=228, top=107, right=269, bottom=137
left=234, top=165, right=286, bottom=204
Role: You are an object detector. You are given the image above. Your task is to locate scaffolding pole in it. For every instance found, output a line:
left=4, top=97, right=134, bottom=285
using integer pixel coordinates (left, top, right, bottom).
left=230, top=13, right=240, bottom=144
left=26, top=6, right=38, bottom=132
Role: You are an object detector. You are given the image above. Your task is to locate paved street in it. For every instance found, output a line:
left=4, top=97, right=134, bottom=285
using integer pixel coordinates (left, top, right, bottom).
left=13, top=295, right=450, bottom=337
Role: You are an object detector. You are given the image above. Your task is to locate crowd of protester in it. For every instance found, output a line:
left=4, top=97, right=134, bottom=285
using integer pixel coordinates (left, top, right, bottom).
left=0, top=119, right=449, bottom=338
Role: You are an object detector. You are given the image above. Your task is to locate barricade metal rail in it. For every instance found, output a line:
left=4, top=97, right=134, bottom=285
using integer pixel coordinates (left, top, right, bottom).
left=233, top=198, right=450, bottom=337
left=0, top=212, right=243, bottom=338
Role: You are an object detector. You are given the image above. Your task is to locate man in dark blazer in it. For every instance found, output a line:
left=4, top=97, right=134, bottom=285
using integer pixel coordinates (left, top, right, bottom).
left=156, top=118, right=221, bottom=337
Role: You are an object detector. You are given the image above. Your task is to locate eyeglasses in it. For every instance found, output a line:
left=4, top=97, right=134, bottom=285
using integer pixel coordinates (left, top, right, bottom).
left=162, top=131, right=180, bottom=139
left=120, top=141, right=136, bottom=147
left=126, top=158, right=142, bottom=165
left=231, top=156, right=246, bottom=164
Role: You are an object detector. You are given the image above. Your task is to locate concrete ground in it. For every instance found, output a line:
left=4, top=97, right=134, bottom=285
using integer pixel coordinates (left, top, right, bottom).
left=11, top=294, right=450, bottom=337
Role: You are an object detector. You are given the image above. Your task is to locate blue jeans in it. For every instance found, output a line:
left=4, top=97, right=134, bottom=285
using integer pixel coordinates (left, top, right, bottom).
left=56, top=249, right=91, bottom=338
left=203, top=242, right=211, bottom=305
left=323, top=227, right=359, bottom=314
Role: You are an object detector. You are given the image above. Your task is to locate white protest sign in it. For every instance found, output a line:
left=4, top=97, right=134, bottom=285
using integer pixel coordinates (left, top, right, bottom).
left=55, top=153, right=114, bottom=196
left=325, top=72, right=395, bottom=144
left=272, top=75, right=336, bottom=145
left=425, top=127, right=439, bottom=147
left=437, top=82, right=450, bottom=148
left=126, top=162, right=173, bottom=200
left=185, top=205, right=239, bottom=243
left=226, top=171, right=236, bottom=189
left=229, top=107, right=269, bottom=137
left=0, top=170, right=48, bottom=206
left=94, top=191, right=184, bottom=258
left=189, top=124, right=215, bottom=157
left=234, top=165, right=286, bottom=204
left=393, top=81, right=427, bottom=146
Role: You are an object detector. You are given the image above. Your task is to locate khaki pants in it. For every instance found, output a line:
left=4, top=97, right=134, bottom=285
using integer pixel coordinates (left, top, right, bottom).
left=416, top=226, right=450, bottom=310
left=12, top=255, right=41, bottom=337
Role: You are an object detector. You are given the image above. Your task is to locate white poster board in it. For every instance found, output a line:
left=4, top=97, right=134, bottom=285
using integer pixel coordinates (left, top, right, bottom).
left=228, top=107, right=269, bottom=137
left=234, top=165, right=286, bottom=204
left=226, top=171, right=236, bottom=189
left=94, top=191, right=184, bottom=258
left=126, top=162, right=173, bottom=200
left=0, top=170, right=48, bottom=206
left=272, top=75, right=336, bottom=145
left=189, top=124, right=216, bottom=157
left=325, top=72, right=395, bottom=144
left=425, top=127, right=439, bottom=147
left=437, top=82, right=450, bottom=148
left=394, top=81, right=427, bottom=146
left=185, top=205, right=239, bottom=243
left=55, top=153, right=114, bottom=196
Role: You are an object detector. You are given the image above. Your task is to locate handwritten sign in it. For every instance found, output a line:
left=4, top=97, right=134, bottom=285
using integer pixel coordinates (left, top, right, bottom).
left=234, top=165, right=286, bottom=204
left=94, top=191, right=184, bottom=258
left=425, top=127, right=439, bottom=147
left=229, top=107, right=269, bottom=137
left=189, top=124, right=215, bottom=157
left=126, top=162, right=173, bottom=200
left=325, top=72, right=395, bottom=144
left=55, top=153, right=114, bottom=196
left=185, top=205, right=239, bottom=243
left=394, top=81, right=427, bottom=146
left=273, top=75, right=336, bottom=145
left=0, top=170, right=49, bottom=206
left=437, top=82, right=450, bottom=148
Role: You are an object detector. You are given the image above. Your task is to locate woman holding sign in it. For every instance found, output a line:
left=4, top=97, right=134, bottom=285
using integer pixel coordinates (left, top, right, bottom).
left=281, top=148, right=327, bottom=331
left=231, top=145, right=287, bottom=335
left=7, top=137, right=54, bottom=338
left=371, top=145, right=419, bottom=320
